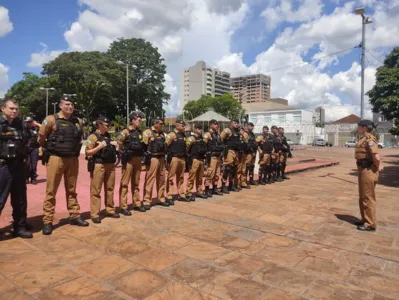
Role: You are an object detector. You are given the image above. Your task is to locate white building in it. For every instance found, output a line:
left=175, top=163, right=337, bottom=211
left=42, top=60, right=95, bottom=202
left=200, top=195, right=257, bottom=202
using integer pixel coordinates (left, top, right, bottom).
left=248, top=109, right=323, bottom=145
left=179, top=61, right=230, bottom=110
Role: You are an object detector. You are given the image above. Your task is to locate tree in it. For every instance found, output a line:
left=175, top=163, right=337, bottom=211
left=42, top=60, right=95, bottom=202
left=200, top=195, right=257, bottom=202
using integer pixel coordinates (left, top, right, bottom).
left=182, top=94, right=245, bottom=120
left=42, top=51, right=119, bottom=122
left=111, top=114, right=126, bottom=132
left=107, top=38, right=170, bottom=119
left=367, top=47, right=399, bottom=122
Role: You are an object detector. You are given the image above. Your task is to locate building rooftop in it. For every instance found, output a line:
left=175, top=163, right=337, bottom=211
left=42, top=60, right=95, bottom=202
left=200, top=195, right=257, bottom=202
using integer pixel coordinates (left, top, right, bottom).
left=242, top=99, right=291, bottom=113
left=333, top=114, right=361, bottom=124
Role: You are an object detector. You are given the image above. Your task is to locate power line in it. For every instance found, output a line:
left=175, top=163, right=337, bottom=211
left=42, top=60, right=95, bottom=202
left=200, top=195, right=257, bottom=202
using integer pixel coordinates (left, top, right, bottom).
left=164, top=46, right=356, bottom=83
left=366, top=50, right=384, bottom=65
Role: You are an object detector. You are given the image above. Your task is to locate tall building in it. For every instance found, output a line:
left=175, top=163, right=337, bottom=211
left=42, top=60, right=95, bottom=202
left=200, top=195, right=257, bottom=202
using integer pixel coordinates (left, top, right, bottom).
left=314, top=107, right=325, bottom=124
left=230, top=74, right=271, bottom=104
left=179, top=61, right=230, bottom=110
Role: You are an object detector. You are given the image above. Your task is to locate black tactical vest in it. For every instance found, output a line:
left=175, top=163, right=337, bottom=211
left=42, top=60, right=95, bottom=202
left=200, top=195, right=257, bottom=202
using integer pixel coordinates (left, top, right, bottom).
left=28, top=126, right=39, bottom=149
left=247, top=132, right=258, bottom=153
left=190, top=135, right=207, bottom=159
left=170, top=131, right=186, bottom=157
left=239, top=134, right=249, bottom=152
left=273, top=134, right=283, bottom=151
left=262, top=134, right=274, bottom=153
left=92, top=132, right=117, bottom=164
left=225, top=127, right=240, bottom=151
left=208, top=131, right=224, bottom=156
left=124, top=128, right=144, bottom=156
left=148, top=130, right=166, bottom=155
left=46, top=114, right=83, bottom=157
left=0, top=117, right=28, bottom=160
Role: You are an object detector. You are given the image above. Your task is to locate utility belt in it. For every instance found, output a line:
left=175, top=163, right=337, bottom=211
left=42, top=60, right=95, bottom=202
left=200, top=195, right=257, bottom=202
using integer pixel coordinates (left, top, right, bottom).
left=151, top=153, right=165, bottom=158
left=171, top=153, right=185, bottom=158
left=357, top=159, right=373, bottom=168
left=192, top=155, right=206, bottom=160
left=210, top=152, right=222, bottom=157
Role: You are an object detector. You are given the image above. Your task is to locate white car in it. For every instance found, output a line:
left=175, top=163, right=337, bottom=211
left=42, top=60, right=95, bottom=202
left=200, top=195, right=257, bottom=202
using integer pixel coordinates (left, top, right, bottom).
left=344, top=140, right=356, bottom=147
left=313, top=138, right=326, bottom=146
left=287, top=139, right=294, bottom=146
left=378, top=142, right=384, bottom=149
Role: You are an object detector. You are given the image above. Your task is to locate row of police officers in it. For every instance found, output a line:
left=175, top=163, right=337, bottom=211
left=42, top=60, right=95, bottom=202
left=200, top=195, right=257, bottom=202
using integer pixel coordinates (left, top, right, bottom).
left=0, top=96, right=381, bottom=238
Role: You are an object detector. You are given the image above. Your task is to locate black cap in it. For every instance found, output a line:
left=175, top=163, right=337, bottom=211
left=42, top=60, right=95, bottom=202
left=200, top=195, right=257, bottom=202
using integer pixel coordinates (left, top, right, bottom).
left=232, top=119, right=239, bottom=123
left=248, top=122, right=254, bottom=127
left=358, top=119, right=375, bottom=127
left=263, top=125, right=269, bottom=130
left=61, top=96, right=73, bottom=102
left=129, top=111, right=145, bottom=120
left=271, top=125, right=278, bottom=130
left=209, top=119, right=218, bottom=125
left=278, top=127, right=284, bottom=130
left=175, top=119, right=186, bottom=125
left=97, top=116, right=111, bottom=124
left=194, top=124, right=202, bottom=130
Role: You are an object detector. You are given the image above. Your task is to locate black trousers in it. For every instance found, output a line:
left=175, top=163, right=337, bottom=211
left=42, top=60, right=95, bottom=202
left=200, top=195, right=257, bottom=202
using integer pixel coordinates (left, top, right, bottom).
left=26, top=148, right=39, bottom=180
left=0, top=162, right=27, bottom=230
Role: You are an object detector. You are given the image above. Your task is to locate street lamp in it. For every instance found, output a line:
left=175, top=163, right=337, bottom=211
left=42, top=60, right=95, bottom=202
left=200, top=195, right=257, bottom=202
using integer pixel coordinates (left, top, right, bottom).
left=117, top=61, right=137, bottom=127
left=354, top=7, right=372, bottom=119
left=52, top=102, right=57, bottom=114
left=40, top=87, right=55, bottom=116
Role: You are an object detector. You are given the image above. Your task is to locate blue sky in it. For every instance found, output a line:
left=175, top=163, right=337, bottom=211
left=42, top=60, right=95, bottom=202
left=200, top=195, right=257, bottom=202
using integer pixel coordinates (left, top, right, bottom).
left=0, top=0, right=398, bottom=119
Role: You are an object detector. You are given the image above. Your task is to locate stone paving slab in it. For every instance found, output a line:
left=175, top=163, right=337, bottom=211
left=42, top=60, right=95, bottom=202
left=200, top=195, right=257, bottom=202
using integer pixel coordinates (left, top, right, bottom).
left=0, top=148, right=398, bottom=299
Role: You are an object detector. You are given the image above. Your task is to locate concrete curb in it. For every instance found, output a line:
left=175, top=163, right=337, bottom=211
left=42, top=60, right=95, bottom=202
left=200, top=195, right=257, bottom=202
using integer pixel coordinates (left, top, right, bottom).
left=286, top=161, right=340, bottom=175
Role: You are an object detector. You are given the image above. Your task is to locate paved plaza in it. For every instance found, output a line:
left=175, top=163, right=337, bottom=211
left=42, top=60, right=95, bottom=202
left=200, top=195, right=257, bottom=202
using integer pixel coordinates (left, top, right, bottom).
left=0, top=147, right=399, bottom=299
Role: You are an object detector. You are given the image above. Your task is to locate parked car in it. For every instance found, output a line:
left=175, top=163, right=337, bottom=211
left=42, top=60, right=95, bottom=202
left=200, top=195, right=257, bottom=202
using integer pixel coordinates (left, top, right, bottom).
left=378, top=142, right=384, bottom=149
left=287, top=139, right=294, bottom=146
left=344, top=140, right=356, bottom=147
left=313, top=138, right=326, bottom=146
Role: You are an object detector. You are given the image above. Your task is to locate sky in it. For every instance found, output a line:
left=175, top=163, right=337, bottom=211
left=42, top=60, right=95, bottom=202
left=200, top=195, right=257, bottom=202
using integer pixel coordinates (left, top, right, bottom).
left=1, top=0, right=398, bottom=120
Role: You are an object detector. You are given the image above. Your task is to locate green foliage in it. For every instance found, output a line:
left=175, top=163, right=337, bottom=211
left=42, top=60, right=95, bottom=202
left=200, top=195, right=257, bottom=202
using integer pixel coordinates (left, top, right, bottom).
left=367, top=47, right=399, bottom=121
left=111, top=114, right=126, bottom=132
left=182, top=94, right=245, bottom=120
left=107, top=38, right=169, bottom=119
left=390, top=119, right=399, bottom=135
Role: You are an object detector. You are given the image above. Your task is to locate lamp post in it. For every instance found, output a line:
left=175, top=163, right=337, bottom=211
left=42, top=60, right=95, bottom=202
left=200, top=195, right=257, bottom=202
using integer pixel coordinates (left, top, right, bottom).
left=52, top=102, right=57, bottom=114
left=40, top=87, right=55, bottom=116
left=117, top=61, right=137, bottom=127
left=354, top=7, right=372, bottom=119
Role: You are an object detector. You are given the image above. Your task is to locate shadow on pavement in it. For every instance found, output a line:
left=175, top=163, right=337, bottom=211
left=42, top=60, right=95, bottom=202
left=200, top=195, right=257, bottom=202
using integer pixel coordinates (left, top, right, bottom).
left=335, top=214, right=362, bottom=225
left=348, top=164, right=399, bottom=188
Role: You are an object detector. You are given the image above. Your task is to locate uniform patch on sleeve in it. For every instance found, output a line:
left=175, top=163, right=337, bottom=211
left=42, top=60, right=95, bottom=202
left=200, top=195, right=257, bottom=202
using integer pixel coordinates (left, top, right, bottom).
left=224, top=128, right=229, bottom=133
left=166, top=134, right=170, bottom=139
left=43, top=120, right=48, bottom=126
left=87, top=139, right=92, bottom=144
left=143, top=132, right=148, bottom=137
left=204, top=135, right=208, bottom=139
left=121, top=132, right=126, bottom=137
left=368, top=141, right=374, bottom=146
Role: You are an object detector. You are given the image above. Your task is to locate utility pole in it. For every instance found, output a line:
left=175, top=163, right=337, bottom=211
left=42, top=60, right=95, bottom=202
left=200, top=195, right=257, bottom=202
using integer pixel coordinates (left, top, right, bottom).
left=355, top=7, right=372, bottom=119
left=40, top=87, right=55, bottom=116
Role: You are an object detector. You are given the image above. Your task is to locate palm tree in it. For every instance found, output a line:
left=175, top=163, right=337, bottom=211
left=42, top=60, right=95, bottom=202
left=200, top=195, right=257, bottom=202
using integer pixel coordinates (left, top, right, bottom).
left=112, top=115, right=126, bottom=132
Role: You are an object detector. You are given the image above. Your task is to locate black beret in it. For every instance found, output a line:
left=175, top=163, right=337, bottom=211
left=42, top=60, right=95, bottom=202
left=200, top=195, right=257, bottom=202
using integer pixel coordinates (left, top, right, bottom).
left=129, top=111, right=145, bottom=120
left=209, top=119, right=218, bottom=125
left=247, top=122, right=254, bottom=127
left=278, top=127, right=284, bottom=130
left=263, top=125, right=269, bottom=130
left=176, top=119, right=186, bottom=125
left=271, top=125, right=278, bottom=130
left=97, top=116, right=111, bottom=124
left=358, top=119, right=374, bottom=127
left=61, top=96, right=73, bottom=102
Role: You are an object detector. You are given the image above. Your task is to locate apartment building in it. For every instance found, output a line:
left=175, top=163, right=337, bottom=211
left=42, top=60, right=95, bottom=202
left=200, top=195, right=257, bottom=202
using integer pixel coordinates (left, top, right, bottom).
left=179, top=61, right=230, bottom=110
left=230, top=74, right=271, bottom=104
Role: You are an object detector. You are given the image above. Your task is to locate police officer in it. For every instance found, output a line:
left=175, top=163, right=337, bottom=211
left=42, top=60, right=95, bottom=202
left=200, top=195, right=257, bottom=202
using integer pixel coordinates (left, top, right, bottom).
left=271, top=125, right=283, bottom=182
left=236, top=126, right=249, bottom=189
left=86, top=117, right=119, bottom=223
left=220, top=119, right=240, bottom=193
left=256, top=126, right=274, bottom=185
left=166, top=120, right=187, bottom=203
left=278, top=127, right=292, bottom=180
left=25, top=117, right=40, bottom=184
left=0, top=98, right=32, bottom=238
left=118, top=111, right=147, bottom=213
left=38, top=96, right=88, bottom=235
left=203, top=119, right=224, bottom=197
left=355, top=120, right=383, bottom=231
left=143, top=118, right=169, bottom=206
left=245, top=122, right=258, bottom=185
left=186, top=124, right=208, bottom=200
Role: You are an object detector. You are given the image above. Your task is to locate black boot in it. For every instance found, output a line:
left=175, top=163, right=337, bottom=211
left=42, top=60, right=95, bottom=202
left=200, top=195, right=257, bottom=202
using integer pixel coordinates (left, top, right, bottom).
left=205, top=186, right=212, bottom=198
left=275, top=168, right=283, bottom=182
left=212, top=186, right=223, bottom=196
left=282, top=164, right=289, bottom=179
left=230, top=184, right=239, bottom=192
left=13, top=228, right=33, bottom=239
left=42, top=224, right=53, bottom=235
left=222, top=183, right=230, bottom=194
left=269, top=174, right=275, bottom=183
left=70, top=217, right=89, bottom=227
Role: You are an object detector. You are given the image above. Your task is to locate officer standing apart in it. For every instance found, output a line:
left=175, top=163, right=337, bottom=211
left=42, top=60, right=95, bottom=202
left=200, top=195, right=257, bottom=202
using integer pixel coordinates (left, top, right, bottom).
left=186, top=124, right=208, bottom=200
left=25, top=117, right=40, bottom=184
left=38, top=96, right=88, bottom=235
left=203, top=119, right=224, bottom=197
left=245, top=122, right=258, bottom=186
left=355, top=119, right=383, bottom=231
left=166, top=120, right=187, bottom=203
left=118, top=111, right=147, bottom=214
left=0, top=99, right=32, bottom=238
left=256, top=126, right=274, bottom=185
left=143, top=119, right=170, bottom=206
left=278, top=127, right=292, bottom=180
left=236, top=126, right=249, bottom=189
left=220, top=119, right=241, bottom=193
left=271, top=125, right=283, bottom=182
left=86, top=116, right=120, bottom=224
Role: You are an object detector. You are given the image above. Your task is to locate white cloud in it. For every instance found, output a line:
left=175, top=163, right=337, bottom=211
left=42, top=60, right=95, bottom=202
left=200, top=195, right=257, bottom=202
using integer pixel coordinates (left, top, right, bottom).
left=0, top=63, right=9, bottom=98
left=0, top=6, right=13, bottom=37
left=27, top=43, right=64, bottom=67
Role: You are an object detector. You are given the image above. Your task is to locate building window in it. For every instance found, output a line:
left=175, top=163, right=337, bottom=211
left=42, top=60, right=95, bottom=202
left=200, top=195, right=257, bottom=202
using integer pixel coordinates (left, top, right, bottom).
left=278, top=115, right=286, bottom=123
left=293, top=115, right=301, bottom=122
